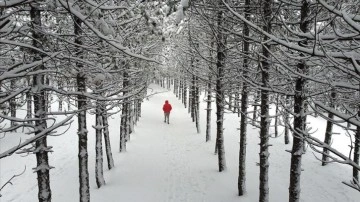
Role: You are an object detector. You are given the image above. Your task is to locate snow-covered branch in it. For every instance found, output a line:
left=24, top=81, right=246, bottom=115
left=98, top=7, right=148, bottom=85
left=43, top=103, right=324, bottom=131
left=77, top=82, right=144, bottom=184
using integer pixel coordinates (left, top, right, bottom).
left=58, top=0, right=159, bottom=63
left=313, top=101, right=360, bottom=127
left=0, top=114, right=75, bottom=159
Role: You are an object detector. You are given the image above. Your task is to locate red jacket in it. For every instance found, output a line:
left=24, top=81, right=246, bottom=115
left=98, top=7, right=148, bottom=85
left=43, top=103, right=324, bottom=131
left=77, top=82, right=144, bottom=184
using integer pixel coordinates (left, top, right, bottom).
left=163, top=100, right=172, bottom=113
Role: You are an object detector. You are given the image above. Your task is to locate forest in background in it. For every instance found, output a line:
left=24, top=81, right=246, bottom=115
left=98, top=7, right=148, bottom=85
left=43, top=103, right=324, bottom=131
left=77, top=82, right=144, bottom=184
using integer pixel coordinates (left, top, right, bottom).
left=1, top=0, right=359, bottom=202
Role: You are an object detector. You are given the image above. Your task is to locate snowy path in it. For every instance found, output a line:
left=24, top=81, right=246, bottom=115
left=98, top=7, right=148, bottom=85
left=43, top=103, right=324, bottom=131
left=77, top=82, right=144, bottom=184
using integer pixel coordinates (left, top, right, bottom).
left=91, top=85, right=217, bottom=202
left=1, top=84, right=359, bottom=202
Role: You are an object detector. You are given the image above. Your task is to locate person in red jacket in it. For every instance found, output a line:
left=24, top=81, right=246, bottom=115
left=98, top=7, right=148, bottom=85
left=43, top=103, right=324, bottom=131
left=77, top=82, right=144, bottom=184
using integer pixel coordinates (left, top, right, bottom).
left=162, top=100, right=172, bottom=124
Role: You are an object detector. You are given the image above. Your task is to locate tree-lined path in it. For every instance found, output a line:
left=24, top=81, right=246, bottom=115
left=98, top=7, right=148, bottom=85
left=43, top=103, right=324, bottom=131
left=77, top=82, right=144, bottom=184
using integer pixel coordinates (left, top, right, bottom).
left=1, top=84, right=358, bottom=202
left=93, top=84, right=217, bottom=202
left=1, top=84, right=240, bottom=202
left=1, top=1, right=359, bottom=201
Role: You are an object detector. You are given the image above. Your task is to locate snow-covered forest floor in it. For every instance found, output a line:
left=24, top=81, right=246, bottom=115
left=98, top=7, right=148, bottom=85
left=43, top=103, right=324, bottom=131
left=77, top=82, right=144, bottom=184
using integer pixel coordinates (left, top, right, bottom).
left=1, top=84, right=358, bottom=202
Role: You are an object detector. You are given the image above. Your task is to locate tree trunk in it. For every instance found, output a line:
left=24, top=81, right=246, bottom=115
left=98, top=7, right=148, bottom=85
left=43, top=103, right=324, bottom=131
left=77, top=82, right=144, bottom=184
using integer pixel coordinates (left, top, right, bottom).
left=45, top=76, right=50, bottom=112
left=284, top=95, right=290, bottom=144
left=289, top=1, right=310, bottom=201
left=195, top=82, right=200, bottom=133
left=183, top=82, right=187, bottom=108
left=322, top=89, right=336, bottom=166
left=179, top=80, right=183, bottom=100
left=67, top=95, right=71, bottom=111
left=10, top=79, right=16, bottom=128
left=95, top=99, right=105, bottom=188
left=26, top=76, right=32, bottom=124
left=206, top=78, right=212, bottom=142
left=120, top=100, right=128, bottom=152
left=33, top=68, right=52, bottom=202
left=353, top=108, right=360, bottom=183
left=120, top=67, right=129, bottom=152
left=235, top=91, right=240, bottom=117
left=253, top=90, right=260, bottom=125
left=189, top=81, right=193, bottom=115
left=238, top=0, right=250, bottom=195
left=30, top=4, right=52, bottom=202
left=274, top=94, right=279, bottom=137
left=58, top=80, right=63, bottom=112
left=134, top=99, right=139, bottom=124
left=174, top=78, right=178, bottom=96
left=128, top=101, right=134, bottom=136
left=259, top=0, right=272, bottom=201
left=228, top=89, right=233, bottom=111
left=103, top=110, right=115, bottom=170
left=215, top=0, right=226, bottom=172
left=138, top=96, right=142, bottom=118
left=167, top=77, right=170, bottom=89
left=74, top=15, right=90, bottom=202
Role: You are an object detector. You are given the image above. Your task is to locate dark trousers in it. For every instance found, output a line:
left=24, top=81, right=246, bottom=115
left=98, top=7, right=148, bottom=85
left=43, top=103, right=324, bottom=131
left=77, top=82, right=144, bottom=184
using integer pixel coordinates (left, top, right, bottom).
left=164, top=112, right=170, bottom=124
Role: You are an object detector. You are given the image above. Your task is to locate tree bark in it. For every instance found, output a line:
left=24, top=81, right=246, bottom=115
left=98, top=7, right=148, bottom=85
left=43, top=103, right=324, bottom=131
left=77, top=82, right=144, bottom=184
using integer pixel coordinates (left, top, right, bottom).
left=45, top=76, right=50, bottom=112
left=103, top=110, right=115, bottom=170
left=95, top=99, right=105, bottom=188
left=215, top=0, right=226, bottom=172
left=128, top=100, right=134, bottom=136
left=289, top=1, right=310, bottom=201
left=253, top=90, right=260, bottom=125
left=10, top=79, right=16, bottom=128
left=183, top=82, right=187, bottom=108
left=179, top=80, right=183, bottom=100
left=74, top=15, right=90, bottom=202
left=195, top=83, right=200, bottom=133
left=191, top=75, right=196, bottom=120
left=120, top=69, right=129, bottom=152
left=284, top=95, right=290, bottom=144
left=238, top=0, right=250, bottom=195
left=174, top=78, right=178, bottom=96
left=353, top=107, right=360, bottom=183
left=322, top=89, right=336, bottom=166
left=58, top=80, right=63, bottom=112
left=26, top=76, right=32, bottom=124
left=31, top=4, right=52, bottom=202
left=259, top=0, right=272, bottom=201
left=228, top=89, right=233, bottom=111
left=189, top=79, right=193, bottom=115
left=206, top=77, right=212, bottom=142
left=274, top=94, right=279, bottom=137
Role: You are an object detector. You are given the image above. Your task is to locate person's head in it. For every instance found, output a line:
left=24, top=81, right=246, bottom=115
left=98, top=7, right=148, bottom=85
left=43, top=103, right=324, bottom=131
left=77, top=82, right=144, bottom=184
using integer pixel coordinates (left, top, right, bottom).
left=165, top=100, right=169, bottom=104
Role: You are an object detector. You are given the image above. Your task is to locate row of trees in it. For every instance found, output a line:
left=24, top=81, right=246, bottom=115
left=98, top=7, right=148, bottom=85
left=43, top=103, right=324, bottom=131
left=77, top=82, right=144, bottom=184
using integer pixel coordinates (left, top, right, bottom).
left=1, top=0, right=359, bottom=201
left=163, top=0, right=359, bottom=201
left=0, top=0, right=174, bottom=201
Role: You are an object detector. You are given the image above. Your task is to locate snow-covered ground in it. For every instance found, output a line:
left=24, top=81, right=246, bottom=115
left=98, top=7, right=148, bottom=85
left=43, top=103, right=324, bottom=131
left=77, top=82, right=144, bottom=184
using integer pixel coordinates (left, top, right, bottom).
left=0, top=84, right=358, bottom=202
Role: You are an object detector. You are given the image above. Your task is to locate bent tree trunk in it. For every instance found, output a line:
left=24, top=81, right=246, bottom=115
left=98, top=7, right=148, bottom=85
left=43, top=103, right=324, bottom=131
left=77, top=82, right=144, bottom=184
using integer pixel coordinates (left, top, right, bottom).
left=31, top=4, right=52, bottom=202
